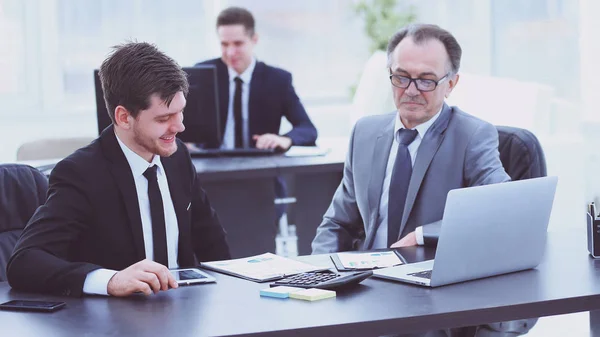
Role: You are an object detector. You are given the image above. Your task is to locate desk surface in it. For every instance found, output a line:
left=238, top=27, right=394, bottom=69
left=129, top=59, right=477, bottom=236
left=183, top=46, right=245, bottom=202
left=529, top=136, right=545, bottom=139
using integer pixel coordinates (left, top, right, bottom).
left=1, top=230, right=598, bottom=337
left=191, top=140, right=347, bottom=182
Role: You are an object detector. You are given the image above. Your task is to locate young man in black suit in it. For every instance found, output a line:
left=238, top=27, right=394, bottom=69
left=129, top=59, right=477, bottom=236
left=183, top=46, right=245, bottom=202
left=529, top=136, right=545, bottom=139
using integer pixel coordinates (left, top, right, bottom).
left=7, top=42, right=231, bottom=297
left=195, top=6, right=317, bottom=150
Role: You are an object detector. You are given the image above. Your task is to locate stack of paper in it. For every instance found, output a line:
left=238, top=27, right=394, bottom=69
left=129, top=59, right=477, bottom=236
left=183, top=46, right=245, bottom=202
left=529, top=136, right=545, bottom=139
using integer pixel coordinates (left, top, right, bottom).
left=284, top=146, right=330, bottom=157
left=201, top=253, right=325, bottom=282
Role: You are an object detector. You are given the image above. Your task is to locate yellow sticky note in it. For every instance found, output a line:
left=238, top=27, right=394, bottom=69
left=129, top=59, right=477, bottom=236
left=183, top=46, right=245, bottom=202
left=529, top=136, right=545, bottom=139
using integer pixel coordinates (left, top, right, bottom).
left=289, top=288, right=336, bottom=301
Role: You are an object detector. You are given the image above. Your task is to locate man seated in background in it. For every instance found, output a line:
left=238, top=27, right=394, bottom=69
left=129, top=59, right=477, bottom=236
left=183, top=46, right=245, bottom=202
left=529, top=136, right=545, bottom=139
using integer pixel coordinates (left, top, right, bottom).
left=7, top=42, right=231, bottom=297
left=196, top=6, right=318, bottom=222
left=312, top=23, right=533, bottom=336
left=196, top=6, right=317, bottom=151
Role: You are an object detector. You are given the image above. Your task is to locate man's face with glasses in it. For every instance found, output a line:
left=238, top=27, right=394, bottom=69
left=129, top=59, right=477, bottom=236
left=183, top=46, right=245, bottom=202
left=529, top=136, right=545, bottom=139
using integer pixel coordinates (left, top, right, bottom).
left=389, top=37, right=458, bottom=129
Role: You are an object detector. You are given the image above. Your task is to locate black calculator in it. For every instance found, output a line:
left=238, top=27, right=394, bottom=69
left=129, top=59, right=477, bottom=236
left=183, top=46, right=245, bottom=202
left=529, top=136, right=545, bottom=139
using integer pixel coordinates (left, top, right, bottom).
left=270, top=270, right=372, bottom=290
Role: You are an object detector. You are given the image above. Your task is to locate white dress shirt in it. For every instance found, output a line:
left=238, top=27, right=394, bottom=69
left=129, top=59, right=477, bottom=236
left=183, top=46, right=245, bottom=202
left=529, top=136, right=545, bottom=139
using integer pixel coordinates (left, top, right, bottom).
left=371, top=107, right=443, bottom=249
left=221, top=58, right=256, bottom=149
left=82, top=133, right=180, bottom=295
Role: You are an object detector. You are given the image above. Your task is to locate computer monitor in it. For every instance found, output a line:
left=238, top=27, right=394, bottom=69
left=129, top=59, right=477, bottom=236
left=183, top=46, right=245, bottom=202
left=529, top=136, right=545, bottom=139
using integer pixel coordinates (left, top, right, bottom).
left=94, top=65, right=222, bottom=148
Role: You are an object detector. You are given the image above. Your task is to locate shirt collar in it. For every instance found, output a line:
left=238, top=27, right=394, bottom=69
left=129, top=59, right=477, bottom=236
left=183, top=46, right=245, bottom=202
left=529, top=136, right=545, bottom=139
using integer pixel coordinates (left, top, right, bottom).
left=394, top=105, right=443, bottom=140
left=115, top=132, right=164, bottom=178
left=228, top=57, right=256, bottom=84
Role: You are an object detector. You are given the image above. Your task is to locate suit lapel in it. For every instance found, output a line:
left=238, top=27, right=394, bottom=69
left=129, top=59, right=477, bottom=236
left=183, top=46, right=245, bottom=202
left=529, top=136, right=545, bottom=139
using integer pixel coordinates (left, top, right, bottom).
left=399, top=104, right=453, bottom=236
left=100, top=128, right=145, bottom=261
left=366, top=114, right=395, bottom=245
left=161, top=154, right=195, bottom=267
left=215, top=59, right=229, bottom=139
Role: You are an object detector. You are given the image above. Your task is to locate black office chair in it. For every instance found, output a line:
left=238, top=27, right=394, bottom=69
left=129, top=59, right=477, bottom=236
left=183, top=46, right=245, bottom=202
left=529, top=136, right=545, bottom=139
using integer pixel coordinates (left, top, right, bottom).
left=0, top=164, right=48, bottom=282
left=496, top=125, right=547, bottom=180
left=470, top=126, right=547, bottom=336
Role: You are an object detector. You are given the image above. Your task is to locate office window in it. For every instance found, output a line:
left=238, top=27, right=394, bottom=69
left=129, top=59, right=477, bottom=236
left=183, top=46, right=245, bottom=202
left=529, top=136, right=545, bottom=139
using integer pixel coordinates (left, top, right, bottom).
left=0, top=0, right=371, bottom=119
left=0, top=1, right=374, bottom=161
left=53, top=0, right=218, bottom=114
left=223, top=0, right=370, bottom=104
left=0, top=0, right=39, bottom=111
left=490, top=0, right=579, bottom=101
left=0, top=0, right=218, bottom=117
left=412, top=0, right=579, bottom=101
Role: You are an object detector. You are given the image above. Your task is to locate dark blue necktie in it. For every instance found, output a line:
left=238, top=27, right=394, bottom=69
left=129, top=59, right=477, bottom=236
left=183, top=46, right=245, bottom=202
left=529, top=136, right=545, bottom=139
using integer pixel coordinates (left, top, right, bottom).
left=388, top=128, right=419, bottom=247
left=233, top=77, right=244, bottom=148
left=143, top=165, right=169, bottom=266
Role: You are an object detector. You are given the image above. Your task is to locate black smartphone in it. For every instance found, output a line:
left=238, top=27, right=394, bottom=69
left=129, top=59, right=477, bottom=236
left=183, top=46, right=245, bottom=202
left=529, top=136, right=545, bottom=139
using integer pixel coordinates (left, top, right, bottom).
left=0, top=300, right=66, bottom=312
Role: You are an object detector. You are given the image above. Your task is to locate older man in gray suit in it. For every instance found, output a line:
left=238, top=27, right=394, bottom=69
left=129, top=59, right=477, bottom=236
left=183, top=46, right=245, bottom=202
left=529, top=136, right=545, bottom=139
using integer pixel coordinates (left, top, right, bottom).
left=312, top=24, right=533, bottom=337
left=312, top=23, right=509, bottom=253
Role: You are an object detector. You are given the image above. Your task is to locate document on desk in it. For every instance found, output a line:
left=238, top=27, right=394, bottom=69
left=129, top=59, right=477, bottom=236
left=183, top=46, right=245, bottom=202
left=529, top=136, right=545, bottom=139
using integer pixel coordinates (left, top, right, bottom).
left=331, top=251, right=405, bottom=271
left=200, top=253, right=325, bottom=282
left=284, top=146, right=330, bottom=157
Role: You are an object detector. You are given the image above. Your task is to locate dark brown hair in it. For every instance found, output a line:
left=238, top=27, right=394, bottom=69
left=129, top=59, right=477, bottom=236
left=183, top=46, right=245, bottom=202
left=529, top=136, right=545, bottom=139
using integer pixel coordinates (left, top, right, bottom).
left=387, top=23, right=462, bottom=74
left=216, top=7, right=255, bottom=36
left=98, top=42, right=189, bottom=123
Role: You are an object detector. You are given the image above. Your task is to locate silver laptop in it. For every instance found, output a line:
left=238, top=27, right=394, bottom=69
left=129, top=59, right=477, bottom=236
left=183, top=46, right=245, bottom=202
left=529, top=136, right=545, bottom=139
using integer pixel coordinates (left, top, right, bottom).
left=373, top=176, right=558, bottom=287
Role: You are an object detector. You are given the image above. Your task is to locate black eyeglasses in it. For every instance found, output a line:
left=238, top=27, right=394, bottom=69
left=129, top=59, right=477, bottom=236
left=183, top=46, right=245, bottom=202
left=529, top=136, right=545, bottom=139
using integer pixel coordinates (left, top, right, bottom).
left=389, top=73, right=450, bottom=92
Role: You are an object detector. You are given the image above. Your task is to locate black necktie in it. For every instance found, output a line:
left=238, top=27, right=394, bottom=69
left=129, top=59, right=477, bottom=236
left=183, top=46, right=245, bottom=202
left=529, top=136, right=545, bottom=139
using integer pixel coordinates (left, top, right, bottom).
left=388, top=128, right=419, bottom=247
left=143, top=165, right=168, bottom=266
left=233, top=77, right=244, bottom=148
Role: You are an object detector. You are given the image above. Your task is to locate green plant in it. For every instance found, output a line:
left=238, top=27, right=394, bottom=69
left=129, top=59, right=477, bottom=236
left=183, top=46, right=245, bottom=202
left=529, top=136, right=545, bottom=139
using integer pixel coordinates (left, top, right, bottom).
left=349, top=0, right=416, bottom=98
left=354, top=0, right=416, bottom=53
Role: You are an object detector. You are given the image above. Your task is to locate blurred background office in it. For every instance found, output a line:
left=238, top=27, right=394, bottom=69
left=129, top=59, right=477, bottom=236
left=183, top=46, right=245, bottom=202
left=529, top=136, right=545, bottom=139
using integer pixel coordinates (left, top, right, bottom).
left=1, top=0, right=598, bottom=225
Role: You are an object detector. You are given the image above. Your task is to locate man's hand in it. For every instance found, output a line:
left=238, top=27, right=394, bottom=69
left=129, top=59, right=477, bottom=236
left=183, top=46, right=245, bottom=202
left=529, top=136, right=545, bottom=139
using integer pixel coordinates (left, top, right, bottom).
left=107, top=259, right=178, bottom=297
left=252, top=134, right=292, bottom=151
left=390, top=231, right=417, bottom=248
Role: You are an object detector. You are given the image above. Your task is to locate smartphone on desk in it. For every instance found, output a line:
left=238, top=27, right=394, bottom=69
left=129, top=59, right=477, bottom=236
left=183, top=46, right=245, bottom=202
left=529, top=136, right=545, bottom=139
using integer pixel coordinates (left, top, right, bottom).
left=0, top=300, right=66, bottom=313
left=170, top=268, right=216, bottom=286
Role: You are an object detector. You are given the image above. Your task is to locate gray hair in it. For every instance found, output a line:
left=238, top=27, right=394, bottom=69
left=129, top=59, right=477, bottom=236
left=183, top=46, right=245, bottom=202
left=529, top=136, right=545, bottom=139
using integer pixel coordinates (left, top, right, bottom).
left=386, top=23, right=462, bottom=74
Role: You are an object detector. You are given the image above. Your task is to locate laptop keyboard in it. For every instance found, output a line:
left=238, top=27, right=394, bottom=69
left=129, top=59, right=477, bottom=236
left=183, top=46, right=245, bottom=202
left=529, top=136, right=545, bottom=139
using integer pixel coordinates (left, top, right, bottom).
left=408, top=270, right=432, bottom=279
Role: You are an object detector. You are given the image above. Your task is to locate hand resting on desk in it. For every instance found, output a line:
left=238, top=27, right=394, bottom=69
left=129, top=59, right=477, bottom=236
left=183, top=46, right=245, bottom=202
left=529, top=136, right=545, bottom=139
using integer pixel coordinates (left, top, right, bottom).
left=253, top=134, right=292, bottom=151
left=390, top=231, right=417, bottom=248
left=107, top=259, right=178, bottom=297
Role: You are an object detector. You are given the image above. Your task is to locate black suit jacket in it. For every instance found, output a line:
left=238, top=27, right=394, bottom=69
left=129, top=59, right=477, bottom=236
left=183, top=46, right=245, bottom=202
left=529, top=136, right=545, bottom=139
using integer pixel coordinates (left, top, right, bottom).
left=195, top=58, right=317, bottom=146
left=7, top=127, right=230, bottom=296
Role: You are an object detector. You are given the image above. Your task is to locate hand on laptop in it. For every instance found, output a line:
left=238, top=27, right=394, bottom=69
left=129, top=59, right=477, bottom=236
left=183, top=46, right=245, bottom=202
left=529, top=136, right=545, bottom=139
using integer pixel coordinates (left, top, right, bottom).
left=391, top=232, right=417, bottom=248
left=253, top=134, right=292, bottom=151
left=107, top=259, right=178, bottom=297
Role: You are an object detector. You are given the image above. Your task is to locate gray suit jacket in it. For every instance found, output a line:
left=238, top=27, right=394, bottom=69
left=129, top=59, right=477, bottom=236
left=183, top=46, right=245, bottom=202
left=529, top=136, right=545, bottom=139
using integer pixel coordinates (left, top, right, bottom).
left=312, top=104, right=510, bottom=254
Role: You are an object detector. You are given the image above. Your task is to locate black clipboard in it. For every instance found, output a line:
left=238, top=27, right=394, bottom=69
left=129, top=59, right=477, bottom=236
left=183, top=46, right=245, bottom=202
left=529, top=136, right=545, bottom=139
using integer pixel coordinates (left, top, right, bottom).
left=330, top=250, right=407, bottom=271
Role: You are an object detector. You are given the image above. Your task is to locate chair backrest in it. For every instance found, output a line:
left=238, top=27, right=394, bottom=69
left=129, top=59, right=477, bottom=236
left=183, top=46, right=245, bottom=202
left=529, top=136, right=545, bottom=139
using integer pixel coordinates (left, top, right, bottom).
left=496, top=126, right=547, bottom=180
left=16, top=137, right=94, bottom=161
left=0, top=164, right=48, bottom=281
